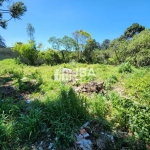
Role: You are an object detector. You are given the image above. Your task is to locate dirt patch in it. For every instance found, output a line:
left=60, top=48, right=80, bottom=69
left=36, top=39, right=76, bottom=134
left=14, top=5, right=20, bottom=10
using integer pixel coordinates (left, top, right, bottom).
left=0, top=77, right=31, bottom=101
left=74, top=81, right=105, bottom=94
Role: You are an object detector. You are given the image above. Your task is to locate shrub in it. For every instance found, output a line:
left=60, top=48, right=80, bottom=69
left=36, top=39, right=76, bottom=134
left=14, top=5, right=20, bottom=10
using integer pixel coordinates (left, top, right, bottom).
left=118, top=62, right=132, bottom=73
left=13, top=41, right=38, bottom=65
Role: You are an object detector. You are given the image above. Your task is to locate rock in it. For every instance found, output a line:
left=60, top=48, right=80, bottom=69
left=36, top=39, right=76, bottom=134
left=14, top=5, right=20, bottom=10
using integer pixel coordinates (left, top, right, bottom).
left=76, top=136, right=92, bottom=150
left=118, top=131, right=128, bottom=138
left=26, top=99, right=31, bottom=104
left=31, top=145, right=36, bottom=150
left=55, top=137, right=58, bottom=141
left=48, top=143, right=54, bottom=149
left=76, top=128, right=92, bottom=150
left=38, top=147, right=43, bottom=150
left=47, top=134, right=51, bottom=137
left=40, top=141, right=43, bottom=146
left=80, top=121, right=90, bottom=129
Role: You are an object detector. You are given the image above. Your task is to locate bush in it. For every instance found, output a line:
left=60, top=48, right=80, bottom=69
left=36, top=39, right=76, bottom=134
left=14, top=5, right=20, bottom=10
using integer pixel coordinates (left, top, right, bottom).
left=118, top=62, right=132, bottom=73
left=13, top=41, right=38, bottom=65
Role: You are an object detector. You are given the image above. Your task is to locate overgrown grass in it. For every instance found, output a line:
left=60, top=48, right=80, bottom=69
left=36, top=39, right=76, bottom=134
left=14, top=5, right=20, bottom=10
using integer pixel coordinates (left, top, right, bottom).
left=0, top=88, right=90, bottom=149
left=0, top=59, right=150, bottom=149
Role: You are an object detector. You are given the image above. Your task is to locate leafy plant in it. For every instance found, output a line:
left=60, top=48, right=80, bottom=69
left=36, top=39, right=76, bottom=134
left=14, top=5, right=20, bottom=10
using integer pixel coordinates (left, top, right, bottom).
left=118, top=62, right=132, bottom=73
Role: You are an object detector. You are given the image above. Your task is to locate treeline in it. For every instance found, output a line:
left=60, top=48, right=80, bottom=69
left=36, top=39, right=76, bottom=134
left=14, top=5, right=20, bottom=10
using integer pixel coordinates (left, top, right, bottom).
left=13, top=23, right=150, bottom=67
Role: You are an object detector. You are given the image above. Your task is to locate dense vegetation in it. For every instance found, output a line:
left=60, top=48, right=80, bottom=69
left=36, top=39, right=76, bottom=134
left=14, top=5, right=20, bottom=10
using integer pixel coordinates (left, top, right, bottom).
left=0, top=59, right=150, bottom=149
left=11, top=23, right=150, bottom=67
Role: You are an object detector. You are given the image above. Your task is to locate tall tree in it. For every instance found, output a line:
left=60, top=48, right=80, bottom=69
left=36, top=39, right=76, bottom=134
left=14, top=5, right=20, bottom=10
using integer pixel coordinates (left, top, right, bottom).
left=100, top=39, right=110, bottom=50
left=0, top=0, right=27, bottom=28
left=61, top=35, right=76, bottom=51
left=26, top=23, right=35, bottom=41
left=124, top=23, right=145, bottom=40
left=61, top=36, right=76, bottom=62
left=84, top=39, right=100, bottom=63
left=48, top=36, right=62, bottom=50
left=72, top=29, right=91, bottom=60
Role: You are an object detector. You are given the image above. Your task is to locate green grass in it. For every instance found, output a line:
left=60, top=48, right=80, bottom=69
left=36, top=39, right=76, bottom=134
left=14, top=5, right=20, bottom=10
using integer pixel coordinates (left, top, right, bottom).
left=0, top=59, right=150, bottom=149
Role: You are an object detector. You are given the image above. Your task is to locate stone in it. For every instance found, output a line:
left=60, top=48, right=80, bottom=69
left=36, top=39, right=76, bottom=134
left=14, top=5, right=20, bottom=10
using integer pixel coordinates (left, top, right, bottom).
left=48, top=143, right=54, bottom=149
left=26, top=99, right=31, bottom=104
left=38, top=146, right=43, bottom=150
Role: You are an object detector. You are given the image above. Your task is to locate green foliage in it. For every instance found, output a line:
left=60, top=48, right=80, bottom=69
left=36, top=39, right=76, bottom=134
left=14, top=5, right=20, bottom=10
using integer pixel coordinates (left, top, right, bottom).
left=61, top=35, right=76, bottom=51
left=126, top=29, right=150, bottom=66
left=105, top=74, right=118, bottom=89
left=17, top=108, right=43, bottom=141
left=44, top=88, right=89, bottom=148
left=0, top=1, right=27, bottom=28
left=92, top=49, right=111, bottom=64
left=14, top=56, right=22, bottom=64
left=0, top=60, right=150, bottom=149
left=118, top=62, right=132, bottom=73
left=38, top=49, right=61, bottom=65
left=100, top=39, right=110, bottom=50
left=124, top=23, right=145, bottom=39
left=109, top=38, right=129, bottom=64
left=13, top=41, right=38, bottom=65
left=90, top=94, right=107, bottom=118
left=72, top=29, right=91, bottom=60
left=104, top=75, right=118, bottom=90
left=48, top=36, right=62, bottom=50
left=108, top=92, right=150, bottom=144
left=84, top=39, right=100, bottom=63
left=106, top=28, right=149, bottom=67
left=0, top=87, right=89, bottom=149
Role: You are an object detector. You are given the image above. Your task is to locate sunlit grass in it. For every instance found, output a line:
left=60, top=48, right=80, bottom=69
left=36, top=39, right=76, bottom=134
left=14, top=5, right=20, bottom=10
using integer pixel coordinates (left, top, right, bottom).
left=0, top=59, right=150, bottom=149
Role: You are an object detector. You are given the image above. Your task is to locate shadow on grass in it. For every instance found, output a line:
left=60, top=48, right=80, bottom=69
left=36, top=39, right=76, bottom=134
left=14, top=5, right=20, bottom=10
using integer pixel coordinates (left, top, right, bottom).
left=0, top=87, right=92, bottom=149
left=0, top=73, right=43, bottom=101
left=0, top=86, right=148, bottom=150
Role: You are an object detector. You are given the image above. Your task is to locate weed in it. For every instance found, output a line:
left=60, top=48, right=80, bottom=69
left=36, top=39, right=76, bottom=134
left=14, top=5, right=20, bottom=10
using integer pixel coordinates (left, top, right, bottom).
left=118, top=62, right=133, bottom=73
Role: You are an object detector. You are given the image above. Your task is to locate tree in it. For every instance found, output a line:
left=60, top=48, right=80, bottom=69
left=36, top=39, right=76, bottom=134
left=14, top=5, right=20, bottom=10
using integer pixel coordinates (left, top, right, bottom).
left=13, top=41, right=38, bottom=65
left=61, top=35, right=76, bottom=51
left=26, top=23, right=35, bottom=41
left=124, top=23, right=145, bottom=40
left=0, top=35, right=6, bottom=47
left=72, top=29, right=91, bottom=60
left=84, top=39, right=100, bottom=63
left=109, top=39, right=128, bottom=64
left=0, top=0, right=27, bottom=28
left=100, top=39, right=110, bottom=50
left=48, top=36, right=62, bottom=50
left=38, top=49, right=61, bottom=65
left=37, top=42, right=44, bottom=51
left=126, top=29, right=150, bottom=66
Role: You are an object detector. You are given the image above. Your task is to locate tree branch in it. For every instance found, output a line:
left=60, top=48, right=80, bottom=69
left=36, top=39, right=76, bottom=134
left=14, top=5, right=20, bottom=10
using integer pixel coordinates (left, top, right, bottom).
left=0, top=9, right=9, bottom=11
left=1, top=11, right=10, bottom=13
left=5, top=16, right=12, bottom=22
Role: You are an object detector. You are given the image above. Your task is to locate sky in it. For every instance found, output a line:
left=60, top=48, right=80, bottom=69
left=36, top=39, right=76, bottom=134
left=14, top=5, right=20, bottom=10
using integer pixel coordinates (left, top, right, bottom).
left=1, top=0, right=150, bottom=49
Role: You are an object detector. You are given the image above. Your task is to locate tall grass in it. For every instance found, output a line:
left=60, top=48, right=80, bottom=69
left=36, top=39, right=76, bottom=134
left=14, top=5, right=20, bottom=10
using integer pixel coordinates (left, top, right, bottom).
left=0, top=59, right=150, bottom=149
left=0, top=88, right=89, bottom=149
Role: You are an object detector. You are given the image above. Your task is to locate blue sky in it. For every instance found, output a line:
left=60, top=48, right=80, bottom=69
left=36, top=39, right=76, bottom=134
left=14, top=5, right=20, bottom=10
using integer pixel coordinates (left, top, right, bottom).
left=1, top=0, right=150, bottom=49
